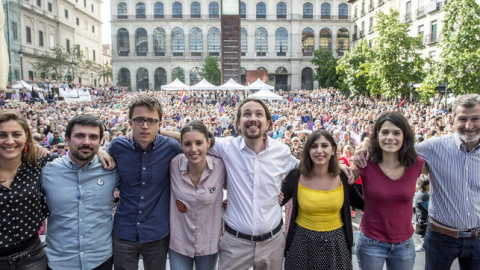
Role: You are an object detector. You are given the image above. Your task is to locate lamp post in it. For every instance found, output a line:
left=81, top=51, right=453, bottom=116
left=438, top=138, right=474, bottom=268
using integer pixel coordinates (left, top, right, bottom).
left=18, top=50, right=24, bottom=81
left=71, top=61, right=75, bottom=83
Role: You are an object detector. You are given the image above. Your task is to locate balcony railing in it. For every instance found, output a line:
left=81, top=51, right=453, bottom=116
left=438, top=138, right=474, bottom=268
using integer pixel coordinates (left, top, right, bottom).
left=416, top=6, right=425, bottom=18
left=426, top=2, right=440, bottom=13
left=378, top=0, right=384, bottom=6
left=360, top=30, right=365, bottom=38
left=404, top=12, right=412, bottom=22
left=425, top=34, right=437, bottom=44
left=319, top=45, right=332, bottom=50
left=369, top=27, right=373, bottom=34
left=353, top=33, right=358, bottom=41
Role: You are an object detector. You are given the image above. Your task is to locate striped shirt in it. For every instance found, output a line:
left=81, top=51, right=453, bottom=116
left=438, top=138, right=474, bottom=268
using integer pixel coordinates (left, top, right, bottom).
left=416, top=133, right=480, bottom=230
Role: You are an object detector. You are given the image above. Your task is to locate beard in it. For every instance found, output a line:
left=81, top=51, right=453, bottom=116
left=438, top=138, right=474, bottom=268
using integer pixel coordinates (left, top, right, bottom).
left=458, top=129, right=480, bottom=143
left=242, top=122, right=264, bottom=140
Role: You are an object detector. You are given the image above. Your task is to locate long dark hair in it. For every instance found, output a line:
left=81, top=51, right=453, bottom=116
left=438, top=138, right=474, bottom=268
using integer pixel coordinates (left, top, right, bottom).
left=369, top=111, right=417, bottom=167
left=180, top=120, right=215, bottom=148
left=299, top=130, right=340, bottom=177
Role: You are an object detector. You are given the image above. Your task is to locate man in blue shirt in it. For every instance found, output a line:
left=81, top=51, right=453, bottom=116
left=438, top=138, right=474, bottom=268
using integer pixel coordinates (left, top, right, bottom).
left=42, top=115, right=119, bottom=270
left=109, top=95, right=182, bottom=270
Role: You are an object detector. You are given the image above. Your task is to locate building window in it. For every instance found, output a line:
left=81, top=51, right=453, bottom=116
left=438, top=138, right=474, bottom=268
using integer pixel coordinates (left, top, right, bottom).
left=321, top=3, right=331, bottom=19
left=430, top=21, right=437, bottom=43
left=76, top=17, right=80, bottom=25
left=65, top=9, right=68, bottom=18
left=190, top=27, right=203, bottom=56
left=117, top=28, right=130, bottom=56
left=91, top=4, right=94, bottom=12
left=28, top=71, right=34, bottom=80
left=26, top=27, right=32, bottom=43
left=303, top=3, right=313, bottom=19
left=275, top=27, right=288, bottom=56
left=39, top=31, right=44, bottom=46
left=93, top=50, right=96, bottom=60
left=339, top=3, right=348, bottom=19
left=190, top=67, right=202, bottom=85
left=48, top=2, right=52, bottom=11
left=118, top=68, right=131, bottom=87
left=191, top=2, right=201, bottom=18
left=240, top=2, right=246, bottom=18
left=66, top=39, right=70, bottom=52
left=336, top=28, right=349, bottom=56
left=36, top=0, right=41, bottom=7
left=49, top=35, right=54, bottom=49
left=302, top=28, right=314, bottom=56
left=171, top=27, right=185, bottom=56
left=209, top=2, right=219, bottom=18
left=172, top=2, right=182, bottom=18
left=418, top=25, right=424, bottom=43
left=153, top=27, right=166, bottom=56
left=117, top=2, right=127, bottom=19
left=369, top=17, right=374, bottom=33
left=92, top=25, right=95, bottom=33
left=12, top=22, right=18, bottom=40
left=84, top=0, right=86, bottom=7
left=255, top=27, right=267, bottom=56
left=154, top=2, right=164, bottom=18
left=256, top=2, right=266, bottom=19
left=135, top=28, right=148, bottom=56
left=241, top=27, right=247, bottom=56
left=136, top=2, right=146, bottom=18
left=320, top=28, right=332, bottom=50
left=277, top=2, right=286, bottom=19
left=208, top=27, right=221, bottom=56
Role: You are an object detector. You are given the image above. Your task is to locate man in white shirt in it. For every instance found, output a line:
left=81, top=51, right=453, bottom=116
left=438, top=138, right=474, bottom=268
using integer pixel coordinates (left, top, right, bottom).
left=210, top=98, right=299, bottom=270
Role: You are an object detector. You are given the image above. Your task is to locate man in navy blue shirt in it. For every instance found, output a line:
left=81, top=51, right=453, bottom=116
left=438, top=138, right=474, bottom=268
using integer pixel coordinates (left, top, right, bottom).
left=109, top=95, right=182, bottom=270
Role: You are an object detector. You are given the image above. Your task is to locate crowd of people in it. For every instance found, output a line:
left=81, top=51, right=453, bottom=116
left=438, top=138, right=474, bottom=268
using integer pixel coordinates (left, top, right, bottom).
left=0, top=85, right=478, bottom=270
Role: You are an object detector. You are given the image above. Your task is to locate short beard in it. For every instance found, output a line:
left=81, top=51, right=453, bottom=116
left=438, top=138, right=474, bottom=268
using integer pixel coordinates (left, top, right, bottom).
left=458, top=131, right=480, bottom=143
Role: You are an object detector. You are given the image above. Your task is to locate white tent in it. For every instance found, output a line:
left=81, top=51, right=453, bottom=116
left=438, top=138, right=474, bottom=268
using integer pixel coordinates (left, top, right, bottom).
left=217, top=78, right=249, bottom=90
left=160, top=78, right=190, bottom=91
left=248, top=87, right=283, bottom=100
left=189, top=78, right=218, bottom=91
left=247, top=78, right=274, bottom=91
left=11, top=80, right=35, bottom=91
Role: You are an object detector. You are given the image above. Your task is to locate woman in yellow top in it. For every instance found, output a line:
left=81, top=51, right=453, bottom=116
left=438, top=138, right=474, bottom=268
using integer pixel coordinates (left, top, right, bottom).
left=281, top=130, right=364, bottom=270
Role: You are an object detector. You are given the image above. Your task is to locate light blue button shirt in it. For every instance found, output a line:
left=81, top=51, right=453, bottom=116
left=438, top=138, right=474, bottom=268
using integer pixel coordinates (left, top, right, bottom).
left=42, top=155, right=119, bottom=270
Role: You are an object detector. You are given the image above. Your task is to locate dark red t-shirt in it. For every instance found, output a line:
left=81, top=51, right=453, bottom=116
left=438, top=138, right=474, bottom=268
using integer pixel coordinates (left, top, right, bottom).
left=359, top=156, right=424, bottom=243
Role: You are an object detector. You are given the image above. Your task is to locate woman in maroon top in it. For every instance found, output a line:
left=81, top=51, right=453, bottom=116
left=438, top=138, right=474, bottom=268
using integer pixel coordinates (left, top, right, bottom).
left=350, top=111, right=426, bottom=270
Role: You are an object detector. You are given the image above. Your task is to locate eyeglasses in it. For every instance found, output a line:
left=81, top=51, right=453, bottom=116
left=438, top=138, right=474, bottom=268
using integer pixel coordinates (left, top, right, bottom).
left=132, top=117, right=160, bottom=126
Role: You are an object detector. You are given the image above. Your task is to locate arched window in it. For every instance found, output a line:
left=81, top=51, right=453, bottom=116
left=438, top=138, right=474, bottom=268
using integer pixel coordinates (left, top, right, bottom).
left=255, top=27, right=268, bottom=56
left=209, top=2, right=219, bottom=18
left=117, top=2, right=127, bottom=19
left=337, top=28, right=349, bottom=56
left=275, top=67, right=288, bottom=90
left=303, top=3, right=313, bottom=19
left=208, top=27, right=221, bottom=56
left=172, top=67, right=185, bottom=82
left=339, top=3, right=348, bottom=19
left=117, top=28, right=130, bottom=56
left=135, top=2, right=145, bottom=18
left=256, top=2, right=266, bottom=19
left=171, top=27, right=185, bottom=56
left=321, top=3, right=331, bottom=19
left=136, top=67, right=149, bottom=90
left=118, top=68, right=131, bottom=86
left=154, top=2, right=164, bottom=18
left=190, top=67, right=202, bottom=85
left=190, top=27, right=203, bottom=56
left=275, top=27, right=288, bottom=56
left=241, top=27, right=247, bottom=56
left=277, top=2, right=286, bottom=19
left=302, top=28, right=314, bottom=56
left=135, top=28, right=148, bottom=56
left=191, top=2, right=200, bottom=18
left=154, top=67, right=167, bottom=90
left=301, top=67, right=313, bottom=90
left=240, top=2, right=246, bottom=18
left=153, top=27, right=166, bottom=56
left=319, top=28, right=332, bottom=50
left=172, top=2, right=182, bottom=18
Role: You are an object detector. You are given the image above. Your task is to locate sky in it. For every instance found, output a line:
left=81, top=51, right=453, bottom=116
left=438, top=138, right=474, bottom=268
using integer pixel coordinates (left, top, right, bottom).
left=101, top=0, right=111, bottom=45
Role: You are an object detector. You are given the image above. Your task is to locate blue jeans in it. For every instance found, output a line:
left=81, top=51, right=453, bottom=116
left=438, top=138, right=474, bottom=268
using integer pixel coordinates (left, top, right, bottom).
left=424, top=228, right=480, bottom=270
left=113, top=233, right=169, bottom=270
left=0, top=237, right=47, bottom=270
left=355, top=230, right=415, bottom=270
left=169, top=249, right=218, bottom=270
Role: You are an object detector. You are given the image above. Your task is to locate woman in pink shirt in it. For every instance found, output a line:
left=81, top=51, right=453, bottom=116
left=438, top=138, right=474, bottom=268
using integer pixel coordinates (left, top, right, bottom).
left=351, top=112, right=425, bottom=270
left=169, top=120, right=226, bottom=270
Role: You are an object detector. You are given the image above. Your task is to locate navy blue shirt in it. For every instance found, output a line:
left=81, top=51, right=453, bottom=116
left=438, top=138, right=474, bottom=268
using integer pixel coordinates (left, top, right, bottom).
left=109, top=135, right=182, bottom=243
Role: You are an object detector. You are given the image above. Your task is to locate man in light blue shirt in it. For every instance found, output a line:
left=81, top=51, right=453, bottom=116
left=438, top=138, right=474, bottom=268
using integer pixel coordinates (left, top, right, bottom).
left=42, top=115, right=119, bottom=270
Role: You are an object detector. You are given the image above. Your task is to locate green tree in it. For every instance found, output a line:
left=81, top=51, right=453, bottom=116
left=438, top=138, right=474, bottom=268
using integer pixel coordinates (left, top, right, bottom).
left=311, top=49, right=338, bottom=88
left=436, top=0, right=480, bottom=95
left=32, top=47, right=70, bottom=80
left=368, top=10, right=425, bottom=98
left=336, top=40, right=374, bottom=96
left=200, top=54, right=221, bottom=85
left=172, top=68, right=185, bottom=83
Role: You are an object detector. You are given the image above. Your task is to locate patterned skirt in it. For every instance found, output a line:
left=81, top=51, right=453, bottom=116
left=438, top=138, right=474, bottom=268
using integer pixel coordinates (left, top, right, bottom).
left=285, top=225, right=352, bottom=270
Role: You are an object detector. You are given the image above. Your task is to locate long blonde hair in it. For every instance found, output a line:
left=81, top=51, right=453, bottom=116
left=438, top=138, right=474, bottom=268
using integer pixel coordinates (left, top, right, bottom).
left=0, top=110, right=39, bottom=167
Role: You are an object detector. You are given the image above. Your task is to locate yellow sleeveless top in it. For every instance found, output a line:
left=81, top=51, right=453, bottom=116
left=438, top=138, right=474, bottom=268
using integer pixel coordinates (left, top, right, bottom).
left=295, top=181, right=344, bottom=231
